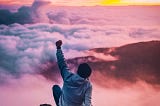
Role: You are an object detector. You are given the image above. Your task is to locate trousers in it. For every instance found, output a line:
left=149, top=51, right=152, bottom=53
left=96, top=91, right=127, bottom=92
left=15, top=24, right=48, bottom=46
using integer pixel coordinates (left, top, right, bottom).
left=52, top=85, right=62, bottom=106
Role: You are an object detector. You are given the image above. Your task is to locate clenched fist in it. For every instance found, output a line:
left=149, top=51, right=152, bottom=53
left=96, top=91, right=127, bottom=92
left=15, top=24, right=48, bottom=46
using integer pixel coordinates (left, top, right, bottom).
left=56, top=40, right=62, bottom=49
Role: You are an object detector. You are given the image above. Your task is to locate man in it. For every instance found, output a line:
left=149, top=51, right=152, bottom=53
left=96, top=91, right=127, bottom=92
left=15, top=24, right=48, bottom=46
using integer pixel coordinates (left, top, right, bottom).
left=52, top=40, right=92, bottom=106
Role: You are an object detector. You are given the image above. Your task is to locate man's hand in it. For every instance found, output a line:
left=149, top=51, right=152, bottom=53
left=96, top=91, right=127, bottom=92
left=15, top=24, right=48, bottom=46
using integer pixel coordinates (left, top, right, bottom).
left=56, top=40, right=62, bottom=49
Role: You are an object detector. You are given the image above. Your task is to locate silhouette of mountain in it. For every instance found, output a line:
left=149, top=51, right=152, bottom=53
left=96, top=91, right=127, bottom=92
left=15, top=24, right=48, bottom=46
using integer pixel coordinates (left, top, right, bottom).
left=89, top=41, right=160, bottom=84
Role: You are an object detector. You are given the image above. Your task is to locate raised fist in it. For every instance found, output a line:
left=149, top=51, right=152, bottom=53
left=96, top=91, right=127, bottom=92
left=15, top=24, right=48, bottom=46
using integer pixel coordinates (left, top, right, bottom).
left=56, top=40, right=62, bottom=49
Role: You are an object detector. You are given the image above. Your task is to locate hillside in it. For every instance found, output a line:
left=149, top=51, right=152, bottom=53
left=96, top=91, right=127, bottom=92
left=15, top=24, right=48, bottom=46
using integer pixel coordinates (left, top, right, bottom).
left=88, top=41, right=160, bottom=85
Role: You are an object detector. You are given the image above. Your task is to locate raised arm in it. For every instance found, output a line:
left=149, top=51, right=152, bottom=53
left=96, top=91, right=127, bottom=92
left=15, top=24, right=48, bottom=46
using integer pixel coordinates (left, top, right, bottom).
left=56, top=40, right=72, bottom=80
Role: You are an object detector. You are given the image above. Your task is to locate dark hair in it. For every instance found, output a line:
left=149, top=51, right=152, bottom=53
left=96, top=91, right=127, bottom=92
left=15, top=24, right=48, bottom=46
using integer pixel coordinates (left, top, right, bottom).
left=77, top=63, right=92, bottom=79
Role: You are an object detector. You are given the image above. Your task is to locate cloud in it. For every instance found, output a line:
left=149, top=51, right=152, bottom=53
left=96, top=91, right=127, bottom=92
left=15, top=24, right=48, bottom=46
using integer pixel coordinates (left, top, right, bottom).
left=0, top=0, right=52, bottom=25
left=1, top=5, right=160, bottom=25
left=90, top=70, right=160, bottom=106
left=0, top=74, right=55, bottom=106
left=0, top=23, right=160, bottom=84
left=0, top=4, right=160, bottom=106
left=86, top=51, right=118, bottom=61
left=47, top=6, right=160, bottom=25
left=93, top=82, right=160, bottom=106
left=0, top=73, right=160, bottom=106
left=0, top=6, right=33, bottom=25
left=47, top=10, right=70, bottom=24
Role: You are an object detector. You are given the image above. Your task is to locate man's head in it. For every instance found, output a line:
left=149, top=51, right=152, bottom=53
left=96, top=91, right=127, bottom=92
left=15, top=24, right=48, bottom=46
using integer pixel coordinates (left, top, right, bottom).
left=77, top=63, right=92, bottom=79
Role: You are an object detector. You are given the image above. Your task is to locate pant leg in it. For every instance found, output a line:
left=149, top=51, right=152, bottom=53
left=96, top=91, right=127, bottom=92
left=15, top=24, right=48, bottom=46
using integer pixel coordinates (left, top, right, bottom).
left=52, top=85, right=62, bottom=106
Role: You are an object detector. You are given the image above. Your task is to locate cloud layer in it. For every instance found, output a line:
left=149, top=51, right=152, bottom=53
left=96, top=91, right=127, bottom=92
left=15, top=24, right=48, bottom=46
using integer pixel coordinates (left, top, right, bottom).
left=0, top=3, right=160, bottom=25
left=0, top=22, right=160, bottom=84
left=0, top=73, right=160, bottom=106
left=0, top=4, right=160, bottom=106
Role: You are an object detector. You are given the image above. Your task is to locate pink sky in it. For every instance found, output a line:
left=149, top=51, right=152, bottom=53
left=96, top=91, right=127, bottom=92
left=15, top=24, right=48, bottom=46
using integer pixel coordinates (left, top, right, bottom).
left=0, top=0, right=160, bottom=5
left=0, top=2, right=160, bottom=106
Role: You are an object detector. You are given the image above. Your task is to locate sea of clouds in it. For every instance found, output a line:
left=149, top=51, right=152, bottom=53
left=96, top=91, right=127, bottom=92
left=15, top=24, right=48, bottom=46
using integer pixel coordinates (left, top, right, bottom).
left=0, top=1, right=160, bottom=105
left=0, top=23, right=160, bottom=82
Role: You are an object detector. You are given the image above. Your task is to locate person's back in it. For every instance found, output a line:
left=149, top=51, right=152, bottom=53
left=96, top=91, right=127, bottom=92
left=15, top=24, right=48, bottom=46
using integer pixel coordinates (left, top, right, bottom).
left=52, top=40, right=92, bottom=106
left=61, top=73, right=92, bottom=106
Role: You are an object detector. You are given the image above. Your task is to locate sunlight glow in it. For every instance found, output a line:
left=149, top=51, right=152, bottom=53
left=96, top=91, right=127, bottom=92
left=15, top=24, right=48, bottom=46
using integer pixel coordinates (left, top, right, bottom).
left=0, top=0, right=160, bottom=6
left=101, top=0, right=121, bottom=5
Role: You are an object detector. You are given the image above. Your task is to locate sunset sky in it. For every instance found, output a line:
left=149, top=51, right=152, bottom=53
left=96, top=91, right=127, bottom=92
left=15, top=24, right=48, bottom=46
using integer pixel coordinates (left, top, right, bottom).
left=0, top=0, right=160, bottom=5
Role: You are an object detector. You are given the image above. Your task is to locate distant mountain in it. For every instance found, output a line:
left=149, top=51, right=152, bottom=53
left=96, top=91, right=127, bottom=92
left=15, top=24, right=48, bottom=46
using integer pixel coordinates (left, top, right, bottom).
left=89, top=41, right=160, bottom=85
left=41, top=41, right=160, bottom=86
